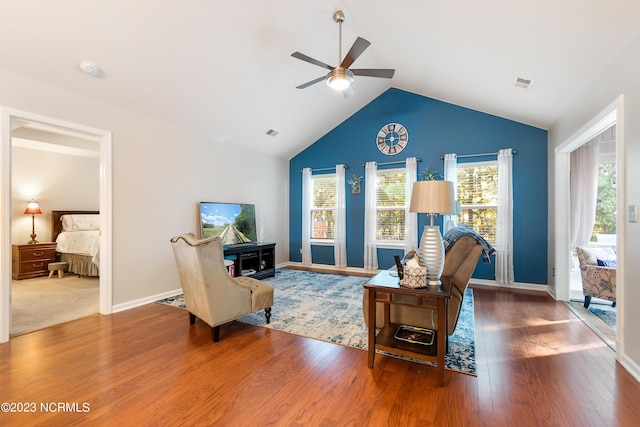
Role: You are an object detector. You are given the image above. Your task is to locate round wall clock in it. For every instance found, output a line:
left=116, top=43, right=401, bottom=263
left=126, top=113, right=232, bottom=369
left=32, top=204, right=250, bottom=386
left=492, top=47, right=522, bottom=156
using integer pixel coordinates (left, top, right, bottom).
left=376, top=123, right=408, bottom=155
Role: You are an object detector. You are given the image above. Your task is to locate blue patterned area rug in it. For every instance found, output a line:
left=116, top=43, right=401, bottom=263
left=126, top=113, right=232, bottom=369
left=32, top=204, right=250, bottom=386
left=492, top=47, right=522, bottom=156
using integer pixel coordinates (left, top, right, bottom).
left=157, top=268, right=477, bottom=375
left=588, top=304, right=616, bottom=330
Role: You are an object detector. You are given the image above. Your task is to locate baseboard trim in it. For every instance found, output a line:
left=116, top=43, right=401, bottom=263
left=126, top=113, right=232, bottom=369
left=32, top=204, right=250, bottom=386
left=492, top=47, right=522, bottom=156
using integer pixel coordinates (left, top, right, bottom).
left=280, top=261, right=379, bottom=276
left=620, top=353, right=640, bottom=384
left=469, top=278, right=548, bottom=293
left=112, top=288, right=182, bottom=313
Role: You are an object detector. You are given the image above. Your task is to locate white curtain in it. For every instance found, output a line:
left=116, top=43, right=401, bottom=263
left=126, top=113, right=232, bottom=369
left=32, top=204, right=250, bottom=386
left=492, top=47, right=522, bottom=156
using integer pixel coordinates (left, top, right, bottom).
left=334, top=164, right=347, bottom=268
left=570, top=139, right=599, bottom=249
left=301, top=167, right=312, bottom=265
left=364, top=161, right=378, bottom=270
left=404, top=157, right=418, bottom=255
left=496, top=149, right=514, bottom=285
left=443, top=153, right=458, bottom=232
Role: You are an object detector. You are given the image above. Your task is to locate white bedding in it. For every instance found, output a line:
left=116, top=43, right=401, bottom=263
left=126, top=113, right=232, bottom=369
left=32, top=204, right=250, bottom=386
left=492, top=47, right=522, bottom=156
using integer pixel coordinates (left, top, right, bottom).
left=55, top=230, right=100, bottom=266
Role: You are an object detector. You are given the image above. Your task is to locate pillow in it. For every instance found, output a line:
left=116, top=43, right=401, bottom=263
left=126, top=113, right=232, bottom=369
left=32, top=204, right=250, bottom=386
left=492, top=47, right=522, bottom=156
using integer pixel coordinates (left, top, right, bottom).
left=61, top=214, right=100, bottom=231
left=596, top=259, right=617, bottom=268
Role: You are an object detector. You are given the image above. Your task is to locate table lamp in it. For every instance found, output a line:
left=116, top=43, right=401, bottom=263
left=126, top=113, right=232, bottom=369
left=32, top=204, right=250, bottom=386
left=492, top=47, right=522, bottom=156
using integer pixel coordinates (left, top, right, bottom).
left=24, top=200, right=43, bottom=244
left=409, top=180, right=456, bottom=285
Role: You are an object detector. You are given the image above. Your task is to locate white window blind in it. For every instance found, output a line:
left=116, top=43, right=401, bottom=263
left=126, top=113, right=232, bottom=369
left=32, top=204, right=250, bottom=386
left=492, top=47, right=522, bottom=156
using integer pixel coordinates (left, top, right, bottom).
left=457, top=162, right=498, bottom=244
left=311, top=174, right=336, bottom=239
left=376, top=169, right=406, bottom=241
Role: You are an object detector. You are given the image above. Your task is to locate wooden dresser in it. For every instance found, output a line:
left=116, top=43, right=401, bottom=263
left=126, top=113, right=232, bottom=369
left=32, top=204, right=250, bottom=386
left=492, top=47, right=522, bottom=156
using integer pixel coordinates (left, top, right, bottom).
left=12, top=242, right=57, bottom=280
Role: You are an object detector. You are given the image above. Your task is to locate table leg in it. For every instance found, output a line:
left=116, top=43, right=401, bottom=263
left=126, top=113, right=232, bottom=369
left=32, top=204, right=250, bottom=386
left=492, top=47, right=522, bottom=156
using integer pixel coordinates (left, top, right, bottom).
left=367, top=289, right=376, bottom=368
left=437, top=297, right=446, bottom=386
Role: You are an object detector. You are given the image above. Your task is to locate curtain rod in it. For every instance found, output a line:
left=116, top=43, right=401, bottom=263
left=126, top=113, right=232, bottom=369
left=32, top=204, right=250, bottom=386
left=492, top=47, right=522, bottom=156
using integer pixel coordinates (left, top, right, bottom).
left=300, top=165, right=348, bottom=172
left=440, top=150, right=516, bottom=160
left=361, top=157, right=422, bottom=167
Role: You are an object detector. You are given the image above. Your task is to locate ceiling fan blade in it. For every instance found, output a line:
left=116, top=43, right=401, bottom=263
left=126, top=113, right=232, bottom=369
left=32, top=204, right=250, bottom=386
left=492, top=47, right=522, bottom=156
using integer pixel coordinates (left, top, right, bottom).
left=343, top=86, right=355, bottom=98
left=291, top=52, right=334, bottom=71
left=351, top=69, right=395, bottom=79
left=339, top=37, right=371, bottom=69
left=296, top=76, right=327, bottom=89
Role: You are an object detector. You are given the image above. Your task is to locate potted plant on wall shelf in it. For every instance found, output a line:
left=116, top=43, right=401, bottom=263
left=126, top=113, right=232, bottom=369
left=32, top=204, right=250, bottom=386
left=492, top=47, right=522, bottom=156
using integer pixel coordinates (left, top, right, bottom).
left=348, top=175, right=363, bottom=194
left=420, top=167, right=442, bottom=181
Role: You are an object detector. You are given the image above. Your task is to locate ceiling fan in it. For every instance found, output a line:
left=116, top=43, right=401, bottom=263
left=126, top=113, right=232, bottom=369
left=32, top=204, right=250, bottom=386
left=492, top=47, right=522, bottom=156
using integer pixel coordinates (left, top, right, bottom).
left=291, top=10, right=395, bottom=98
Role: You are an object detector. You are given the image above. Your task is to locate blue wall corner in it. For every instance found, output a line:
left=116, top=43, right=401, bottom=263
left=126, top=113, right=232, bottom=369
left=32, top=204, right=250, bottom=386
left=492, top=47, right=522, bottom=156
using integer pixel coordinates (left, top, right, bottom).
left=290, top=88, right=548, bottom=284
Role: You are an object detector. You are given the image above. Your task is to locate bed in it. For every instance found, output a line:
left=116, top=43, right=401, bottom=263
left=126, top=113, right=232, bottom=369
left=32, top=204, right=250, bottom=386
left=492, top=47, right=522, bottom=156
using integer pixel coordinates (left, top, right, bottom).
left=51, top=210, right=100, bottom=277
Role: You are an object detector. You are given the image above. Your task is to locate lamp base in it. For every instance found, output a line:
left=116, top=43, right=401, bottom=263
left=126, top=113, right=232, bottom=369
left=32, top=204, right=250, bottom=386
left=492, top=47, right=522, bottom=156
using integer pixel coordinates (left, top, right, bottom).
left=417, top=225, right=445, bottom=286
left=27, top=232, right=38, bottom=244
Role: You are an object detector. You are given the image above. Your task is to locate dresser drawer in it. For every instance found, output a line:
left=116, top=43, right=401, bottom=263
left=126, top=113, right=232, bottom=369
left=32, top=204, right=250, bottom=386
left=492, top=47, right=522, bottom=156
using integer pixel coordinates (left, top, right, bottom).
left=19, top=260, right=51, bottom=274
left=19, top=247, right=56, bottom=261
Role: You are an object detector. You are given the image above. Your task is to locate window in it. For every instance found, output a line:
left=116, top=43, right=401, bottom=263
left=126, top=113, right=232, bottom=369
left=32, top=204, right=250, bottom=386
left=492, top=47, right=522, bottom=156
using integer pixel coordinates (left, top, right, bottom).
left=593, top=162, right=616, bottom=240
left=376, top=169, right=406, bottom=241
left=311, top=174, right=336, bottom=240
left=457, top=162, right=498, bottom=244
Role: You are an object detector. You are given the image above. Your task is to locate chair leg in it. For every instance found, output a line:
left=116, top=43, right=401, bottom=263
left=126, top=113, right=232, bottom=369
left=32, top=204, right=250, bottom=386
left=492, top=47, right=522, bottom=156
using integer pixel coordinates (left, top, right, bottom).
left=265, top=307, right=272, bottom=324
left=189, top=312, right=196, bottom=325
left=212, top=326, right=221, bottom=342
left=612, top=301, right=616, bottom=308
left=583, top=296, right=591, bottom=309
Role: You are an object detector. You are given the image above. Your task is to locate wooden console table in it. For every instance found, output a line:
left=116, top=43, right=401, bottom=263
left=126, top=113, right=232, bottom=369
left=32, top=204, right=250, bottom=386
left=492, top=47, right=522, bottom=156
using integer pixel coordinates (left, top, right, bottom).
left=364, top=270, right=452, bottom=387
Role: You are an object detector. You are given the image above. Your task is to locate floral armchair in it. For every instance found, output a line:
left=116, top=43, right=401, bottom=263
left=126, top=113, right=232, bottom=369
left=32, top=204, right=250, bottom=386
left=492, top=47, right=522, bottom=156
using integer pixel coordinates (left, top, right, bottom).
left=575, top=246, right=616, bottom=309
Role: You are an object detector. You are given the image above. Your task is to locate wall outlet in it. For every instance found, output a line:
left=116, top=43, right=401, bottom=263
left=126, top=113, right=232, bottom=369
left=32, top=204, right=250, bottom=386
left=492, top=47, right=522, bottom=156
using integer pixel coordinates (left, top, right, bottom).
left=629, top=205, right=637, bottom=223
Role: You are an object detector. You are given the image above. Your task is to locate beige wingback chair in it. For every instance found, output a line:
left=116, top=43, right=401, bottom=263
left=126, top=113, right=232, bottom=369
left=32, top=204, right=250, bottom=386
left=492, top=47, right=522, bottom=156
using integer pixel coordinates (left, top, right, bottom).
left=575, top=246, right=616, bottom=308
left=363, top=235, right=483, bottom=336
left=170, top=233, right=274, bottom=342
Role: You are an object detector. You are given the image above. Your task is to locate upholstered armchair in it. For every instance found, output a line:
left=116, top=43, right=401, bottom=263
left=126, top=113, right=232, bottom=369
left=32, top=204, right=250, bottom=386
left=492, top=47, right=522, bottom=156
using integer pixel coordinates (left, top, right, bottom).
left=170, top=233, right=274, bottom=342
left=575, top=246, right=616, bottom=308
left=363, top=235, right=483, bottom=336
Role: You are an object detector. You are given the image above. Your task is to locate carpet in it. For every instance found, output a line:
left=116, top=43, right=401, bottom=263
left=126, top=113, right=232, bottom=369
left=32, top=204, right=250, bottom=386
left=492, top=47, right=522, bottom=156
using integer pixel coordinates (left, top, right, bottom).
left=587, top=303, right=616, bottom=330
left=157, top=268, right=476, bottom=375
left=11, top=275, right=99, bottom=336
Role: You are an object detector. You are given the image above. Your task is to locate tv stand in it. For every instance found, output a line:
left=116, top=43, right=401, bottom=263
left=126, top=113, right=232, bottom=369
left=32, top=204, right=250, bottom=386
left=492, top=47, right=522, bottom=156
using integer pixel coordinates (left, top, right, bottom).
left=223, top=242, right=276, bottom=280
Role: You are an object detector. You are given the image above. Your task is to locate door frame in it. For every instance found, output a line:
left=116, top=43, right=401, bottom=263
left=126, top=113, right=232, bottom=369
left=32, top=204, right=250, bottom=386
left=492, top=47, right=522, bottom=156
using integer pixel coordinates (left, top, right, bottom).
left=553, top=95, right=625, bottom=353
left=0, top=107, right=112, bottom=342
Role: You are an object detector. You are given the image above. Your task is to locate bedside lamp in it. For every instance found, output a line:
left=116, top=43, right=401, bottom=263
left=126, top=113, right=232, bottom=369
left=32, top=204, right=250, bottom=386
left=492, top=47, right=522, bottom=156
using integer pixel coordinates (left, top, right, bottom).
left=409, top=181, right=456, bottom=285
left=24, top=200, right=43, bottom=244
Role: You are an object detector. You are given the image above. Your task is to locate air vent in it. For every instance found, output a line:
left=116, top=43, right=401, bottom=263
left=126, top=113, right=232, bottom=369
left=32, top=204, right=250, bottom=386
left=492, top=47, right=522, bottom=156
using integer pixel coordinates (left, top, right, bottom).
left=514, top=77, right=533, bottom=90
left=266, top=129, right=278, bottom=137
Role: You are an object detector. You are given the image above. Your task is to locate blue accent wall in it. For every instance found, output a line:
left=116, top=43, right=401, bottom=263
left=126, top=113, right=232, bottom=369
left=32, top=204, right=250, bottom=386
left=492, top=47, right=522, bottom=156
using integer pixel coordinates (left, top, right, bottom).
left=289, top=88, right=548, bottom=285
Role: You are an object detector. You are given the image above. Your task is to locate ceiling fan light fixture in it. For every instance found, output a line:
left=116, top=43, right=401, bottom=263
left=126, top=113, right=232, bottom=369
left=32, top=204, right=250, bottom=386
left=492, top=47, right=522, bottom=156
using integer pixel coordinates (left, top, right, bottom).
left=327, top=68, right=354, bottom=90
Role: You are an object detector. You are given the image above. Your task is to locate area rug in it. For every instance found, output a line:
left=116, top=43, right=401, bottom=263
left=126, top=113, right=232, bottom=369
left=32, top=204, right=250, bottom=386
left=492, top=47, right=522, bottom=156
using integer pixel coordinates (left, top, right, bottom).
left=157, top=268, right=476, bottom=375
left=587, top=303, right=616, bottom=330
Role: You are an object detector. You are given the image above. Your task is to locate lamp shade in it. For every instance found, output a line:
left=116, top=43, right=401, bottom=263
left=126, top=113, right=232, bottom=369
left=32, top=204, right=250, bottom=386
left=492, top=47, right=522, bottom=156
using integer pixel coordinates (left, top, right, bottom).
left=24, top=200, right=42, bottom=215
left=409, top=180, right=457, bottom=215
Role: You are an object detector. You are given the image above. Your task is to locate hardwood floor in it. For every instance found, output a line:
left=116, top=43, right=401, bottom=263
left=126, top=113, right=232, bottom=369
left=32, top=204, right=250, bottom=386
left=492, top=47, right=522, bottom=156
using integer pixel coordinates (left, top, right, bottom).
left=1, top=284, right=639, bottom=426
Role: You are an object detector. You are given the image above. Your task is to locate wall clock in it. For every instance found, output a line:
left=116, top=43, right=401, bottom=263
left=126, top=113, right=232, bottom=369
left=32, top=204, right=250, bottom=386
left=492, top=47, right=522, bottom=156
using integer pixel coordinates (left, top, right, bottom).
left=376, top=123, right=408, bottom=155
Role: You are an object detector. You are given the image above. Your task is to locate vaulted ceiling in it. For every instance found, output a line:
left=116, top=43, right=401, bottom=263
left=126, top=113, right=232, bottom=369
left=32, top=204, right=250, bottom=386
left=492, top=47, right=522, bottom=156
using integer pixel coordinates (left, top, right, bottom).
left=1, top=1, right=639, bottom=159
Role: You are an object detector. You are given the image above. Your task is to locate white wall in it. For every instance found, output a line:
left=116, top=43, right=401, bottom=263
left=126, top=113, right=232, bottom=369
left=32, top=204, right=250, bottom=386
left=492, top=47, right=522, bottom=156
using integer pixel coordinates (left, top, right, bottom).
left=0, top=69, right=290, bottom=306
left=549, top=32, right=640, bottom=378
left=11, top=146, right=99, bottom=245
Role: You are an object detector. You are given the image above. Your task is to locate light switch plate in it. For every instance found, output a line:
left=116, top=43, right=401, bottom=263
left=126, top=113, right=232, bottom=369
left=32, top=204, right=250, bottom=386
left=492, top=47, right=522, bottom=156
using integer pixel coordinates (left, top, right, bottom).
left=629, top=205, right=637, bottom=223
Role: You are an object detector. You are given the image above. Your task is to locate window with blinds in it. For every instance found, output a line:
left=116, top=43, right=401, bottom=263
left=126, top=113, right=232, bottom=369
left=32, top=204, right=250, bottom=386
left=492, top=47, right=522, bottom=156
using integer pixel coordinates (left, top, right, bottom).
left=456, top=162, right=498, bottom=244
left=376, top=169, right=406, bottom=241
left=311, top=174, right=336, bottom=239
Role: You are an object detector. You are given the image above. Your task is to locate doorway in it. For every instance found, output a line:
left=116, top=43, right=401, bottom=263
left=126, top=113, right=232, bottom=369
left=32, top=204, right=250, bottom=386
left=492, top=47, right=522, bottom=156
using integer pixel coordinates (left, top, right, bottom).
left=0, top=108, right=113, bottom=343
left=553, top=95, right=625, bottom=354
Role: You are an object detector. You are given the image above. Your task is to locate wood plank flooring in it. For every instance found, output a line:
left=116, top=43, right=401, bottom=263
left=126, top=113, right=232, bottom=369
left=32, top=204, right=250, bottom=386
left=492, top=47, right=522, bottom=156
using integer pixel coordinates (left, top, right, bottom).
left=0, top=283, right=639, bottom=426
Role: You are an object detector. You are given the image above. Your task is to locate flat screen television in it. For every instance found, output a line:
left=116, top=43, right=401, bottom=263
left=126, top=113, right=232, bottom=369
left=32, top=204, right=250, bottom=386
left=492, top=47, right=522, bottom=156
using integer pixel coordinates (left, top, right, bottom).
left=199, top=202, right=257, bottom=246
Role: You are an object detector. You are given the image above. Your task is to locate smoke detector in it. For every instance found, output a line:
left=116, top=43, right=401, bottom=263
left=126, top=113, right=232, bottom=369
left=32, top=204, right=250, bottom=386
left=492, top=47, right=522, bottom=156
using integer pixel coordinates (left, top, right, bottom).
left=514, top=77, right=533, bottom=90
left=79, top=61, right=100, bottom=77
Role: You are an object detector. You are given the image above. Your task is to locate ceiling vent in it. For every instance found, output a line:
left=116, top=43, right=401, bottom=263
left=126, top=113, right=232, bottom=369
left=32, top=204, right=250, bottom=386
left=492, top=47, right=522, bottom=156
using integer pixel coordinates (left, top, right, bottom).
left=266, top=129, right=278, bottom=137
left=514, top=77, right=533, bottom=90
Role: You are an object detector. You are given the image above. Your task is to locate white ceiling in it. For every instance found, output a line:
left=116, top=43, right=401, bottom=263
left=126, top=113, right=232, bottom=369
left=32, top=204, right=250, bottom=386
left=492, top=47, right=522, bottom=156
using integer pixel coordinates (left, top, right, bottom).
left=1, top=1, right=639, bottom=159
